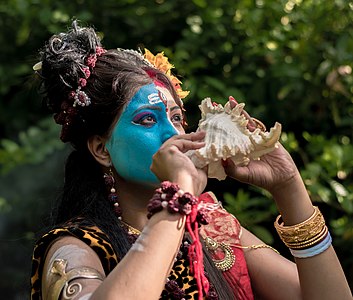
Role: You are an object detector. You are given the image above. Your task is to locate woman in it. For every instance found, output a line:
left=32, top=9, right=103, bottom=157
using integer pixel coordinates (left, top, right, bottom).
left=30, top=21, right=352, bottom=300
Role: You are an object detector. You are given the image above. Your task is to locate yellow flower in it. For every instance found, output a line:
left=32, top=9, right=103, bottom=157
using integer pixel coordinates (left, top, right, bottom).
left=144, top=48, right=190, bottom=99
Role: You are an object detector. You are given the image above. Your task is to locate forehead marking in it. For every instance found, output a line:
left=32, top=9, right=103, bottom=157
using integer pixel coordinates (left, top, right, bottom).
left=147, top=93, right=162, bottom=105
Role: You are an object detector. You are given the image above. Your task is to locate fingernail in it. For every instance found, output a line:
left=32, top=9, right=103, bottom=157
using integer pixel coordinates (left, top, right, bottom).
left=229, top=96, right=238, bottom=104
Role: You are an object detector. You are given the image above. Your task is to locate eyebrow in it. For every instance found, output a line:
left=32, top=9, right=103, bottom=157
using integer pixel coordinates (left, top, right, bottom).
left=133, top=105, right=163, bottom=114
left=170, top=106, right=182, bottom=112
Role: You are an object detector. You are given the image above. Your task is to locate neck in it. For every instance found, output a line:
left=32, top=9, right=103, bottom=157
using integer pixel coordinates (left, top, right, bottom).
left=117, top=180, right=157, bottom=232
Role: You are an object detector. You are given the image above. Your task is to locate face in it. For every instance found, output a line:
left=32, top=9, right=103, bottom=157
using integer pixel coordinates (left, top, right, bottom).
left=105, top=83, right=184, bottom=186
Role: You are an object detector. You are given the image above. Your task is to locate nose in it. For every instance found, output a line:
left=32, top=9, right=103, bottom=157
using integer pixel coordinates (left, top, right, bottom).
left=161, top=121, right=179, bottom=143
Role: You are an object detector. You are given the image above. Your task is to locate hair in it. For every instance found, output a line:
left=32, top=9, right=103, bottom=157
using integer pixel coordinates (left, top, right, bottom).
left=38, top=21, right=235, bottom=299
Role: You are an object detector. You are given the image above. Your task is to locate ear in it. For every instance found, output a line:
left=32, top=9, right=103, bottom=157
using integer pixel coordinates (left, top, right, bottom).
left=87, top=135, right=111, bottom=167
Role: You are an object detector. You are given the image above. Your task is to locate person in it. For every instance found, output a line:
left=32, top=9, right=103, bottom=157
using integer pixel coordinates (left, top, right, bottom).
left=30, top=21, right=352, bottom=300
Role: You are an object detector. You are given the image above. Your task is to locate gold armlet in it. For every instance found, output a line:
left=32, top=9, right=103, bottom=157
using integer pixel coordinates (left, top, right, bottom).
left=46, top=259, right=104, bottom=300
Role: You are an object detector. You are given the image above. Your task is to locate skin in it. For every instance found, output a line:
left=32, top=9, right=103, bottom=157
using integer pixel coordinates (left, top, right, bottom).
left=105, top=83, right=179, bottom=186
left=42, top=86, right=352, bottom=300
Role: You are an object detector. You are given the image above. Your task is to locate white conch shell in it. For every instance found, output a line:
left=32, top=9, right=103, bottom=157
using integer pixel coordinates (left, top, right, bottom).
left=186, top=97, right=282, bottom=180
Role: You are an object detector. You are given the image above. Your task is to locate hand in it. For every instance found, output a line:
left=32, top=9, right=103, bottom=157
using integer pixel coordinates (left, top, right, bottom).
left=223, top=143, right=300, bottom=194
left=151, top=131, right=208, bottom=195
left=224, top=96, right=300, bottom=194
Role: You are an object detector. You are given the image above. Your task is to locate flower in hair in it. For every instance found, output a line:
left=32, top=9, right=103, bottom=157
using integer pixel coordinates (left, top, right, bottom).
left=144, top=48, right=190, bottom=99
left=49, top=45, right=106, bottom=142
left=72, top=87, right=91, bottom=107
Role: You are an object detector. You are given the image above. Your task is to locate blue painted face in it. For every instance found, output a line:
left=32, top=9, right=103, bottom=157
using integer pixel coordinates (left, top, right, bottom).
left=106, top=83, right=184, bottom=186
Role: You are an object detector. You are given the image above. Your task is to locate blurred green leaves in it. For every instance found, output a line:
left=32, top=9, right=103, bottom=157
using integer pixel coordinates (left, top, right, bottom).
left=1, top=0, right=353, bottom=296
left=0, top=118, right=64, bottom=174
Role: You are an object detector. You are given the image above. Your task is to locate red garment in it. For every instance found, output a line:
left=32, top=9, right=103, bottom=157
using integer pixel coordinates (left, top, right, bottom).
left=199, top=192, right=254, bottom=300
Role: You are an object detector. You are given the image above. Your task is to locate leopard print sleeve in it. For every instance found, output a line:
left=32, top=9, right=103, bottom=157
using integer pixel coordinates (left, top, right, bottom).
left=30, top=220, right=118, bottom=300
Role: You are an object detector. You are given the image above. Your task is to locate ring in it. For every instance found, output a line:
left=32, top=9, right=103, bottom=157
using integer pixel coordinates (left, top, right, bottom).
left=251, top=118, right=266, bottom=132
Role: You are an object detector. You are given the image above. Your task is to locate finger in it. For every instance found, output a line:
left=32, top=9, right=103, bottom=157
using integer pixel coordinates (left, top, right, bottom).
left=240, top=109, right=256, bottom=129
left=172, top=140, right=206, bottom=153
left=228, top=96, right=257, bottom=130
left=174, top=131, right=206, bottom=142
left=222, top=158, right=249, bottom=182
left=229, top=96, right=238, bottom=109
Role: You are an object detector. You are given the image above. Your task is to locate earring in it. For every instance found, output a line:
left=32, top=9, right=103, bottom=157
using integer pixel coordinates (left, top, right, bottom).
left=104, top=169, right=122, bottom=219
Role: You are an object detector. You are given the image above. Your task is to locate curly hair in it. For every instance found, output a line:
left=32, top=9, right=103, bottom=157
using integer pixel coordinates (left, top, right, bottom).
left=38, top=20, right=182, bottom=147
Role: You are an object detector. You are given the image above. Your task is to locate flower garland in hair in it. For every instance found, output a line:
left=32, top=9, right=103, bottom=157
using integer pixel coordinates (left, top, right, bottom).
left=143, top=49, right=190, bottom=100
left=53, top=46, right=106, bottom=142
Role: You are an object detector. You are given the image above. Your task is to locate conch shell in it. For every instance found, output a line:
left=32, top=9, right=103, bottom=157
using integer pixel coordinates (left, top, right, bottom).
left=186, top=98, right=282, bottom=180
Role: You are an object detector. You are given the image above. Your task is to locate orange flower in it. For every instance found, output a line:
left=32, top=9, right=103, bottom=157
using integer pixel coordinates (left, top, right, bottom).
left=144, top=48, right=190, bottom=99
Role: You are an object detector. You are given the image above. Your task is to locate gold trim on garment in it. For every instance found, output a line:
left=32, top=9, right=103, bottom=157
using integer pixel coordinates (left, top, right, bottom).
left=46, top=259, right=104, bottom=300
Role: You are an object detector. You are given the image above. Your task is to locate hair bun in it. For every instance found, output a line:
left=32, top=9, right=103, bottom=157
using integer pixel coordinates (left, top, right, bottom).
left=40, top=20, right=102, bottom=112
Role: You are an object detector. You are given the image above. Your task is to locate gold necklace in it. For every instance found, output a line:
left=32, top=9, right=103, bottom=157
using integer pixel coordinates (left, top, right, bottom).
left=121, top=221, right=141, bottom=235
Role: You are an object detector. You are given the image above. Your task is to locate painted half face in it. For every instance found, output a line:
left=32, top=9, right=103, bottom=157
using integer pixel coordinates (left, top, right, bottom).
left=106, top=83, right=184, bottom=186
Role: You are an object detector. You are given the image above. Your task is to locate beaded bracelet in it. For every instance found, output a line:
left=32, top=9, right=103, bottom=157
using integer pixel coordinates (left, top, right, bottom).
left=147, top=181, right=209, bottom=224
left=146, top=181, right=211, bottom=298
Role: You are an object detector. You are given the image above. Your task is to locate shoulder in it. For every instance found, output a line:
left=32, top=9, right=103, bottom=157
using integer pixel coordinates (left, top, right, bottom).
left=33, top=220, right=117, bottom=270
left=41, top=236, right=105, bottom=300
left=30, top=220, right=118, bottom=300
left=199, top=192, right=242, bottom=244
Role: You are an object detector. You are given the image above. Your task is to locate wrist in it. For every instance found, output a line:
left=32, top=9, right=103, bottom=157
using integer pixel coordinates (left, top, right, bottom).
left=146, top=180, right=211, bottom=296
left=170, top=172, right=196, bottom=195
left=270, top=173, right=314, bottom=225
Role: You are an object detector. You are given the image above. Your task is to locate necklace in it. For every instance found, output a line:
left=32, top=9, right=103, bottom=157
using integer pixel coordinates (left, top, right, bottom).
left=120, top=220, right=141, bottom=235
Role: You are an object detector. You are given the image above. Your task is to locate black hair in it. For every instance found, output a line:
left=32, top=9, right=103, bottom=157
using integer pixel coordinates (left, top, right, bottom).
left=38, top=21, right=236, bottom=299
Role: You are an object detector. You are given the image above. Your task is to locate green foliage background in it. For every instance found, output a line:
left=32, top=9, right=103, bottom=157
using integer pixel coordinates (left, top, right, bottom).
left=1, top=0, right=353, bottom=298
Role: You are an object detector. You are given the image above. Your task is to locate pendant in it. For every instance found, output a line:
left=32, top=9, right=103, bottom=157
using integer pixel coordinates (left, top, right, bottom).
left=204, top=236, right=236, bottom=272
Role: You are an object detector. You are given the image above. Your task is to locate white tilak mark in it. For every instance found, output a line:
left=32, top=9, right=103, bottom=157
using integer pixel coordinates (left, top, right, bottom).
left=130, top=242, right=145, bottom=252
left=148, top=93, right=162, bottom=104
left=130, top=228, right=150, bottom=252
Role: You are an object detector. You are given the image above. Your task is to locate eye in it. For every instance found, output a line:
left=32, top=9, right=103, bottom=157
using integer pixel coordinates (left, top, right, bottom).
left=133, top=113, right=156, bottom=126
left=170, top=113, right=184, bottom=126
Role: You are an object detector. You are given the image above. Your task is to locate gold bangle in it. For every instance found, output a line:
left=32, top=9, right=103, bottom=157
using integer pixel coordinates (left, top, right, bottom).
left=274, top=207, right=327, bottom=249
left=285, top=225, right=327, bottom=247
left=286, top=226, right=328, bottom=249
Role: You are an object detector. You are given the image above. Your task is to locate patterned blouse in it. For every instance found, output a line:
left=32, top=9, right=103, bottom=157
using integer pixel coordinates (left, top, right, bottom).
left=30, top=192, right=254, bottom=299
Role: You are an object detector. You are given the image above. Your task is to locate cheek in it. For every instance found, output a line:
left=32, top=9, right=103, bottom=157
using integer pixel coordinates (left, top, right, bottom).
left=176, top=126, right=185, bottom=134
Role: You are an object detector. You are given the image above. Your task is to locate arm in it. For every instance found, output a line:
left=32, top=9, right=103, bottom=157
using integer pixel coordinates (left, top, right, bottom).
left=42, top=211, right=186, bottom=300
left=41, top=132, right=206, bottom=300
left=240, top=227, right=301, bottom=300
left=224, top=144, right=352, bottom=300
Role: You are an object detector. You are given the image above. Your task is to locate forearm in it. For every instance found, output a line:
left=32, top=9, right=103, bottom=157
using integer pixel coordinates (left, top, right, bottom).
left=91, top=178, right=195, bottom=300
left=271, top=174, right=352, bottom=300
left=90, top=211, right=185, bottom=300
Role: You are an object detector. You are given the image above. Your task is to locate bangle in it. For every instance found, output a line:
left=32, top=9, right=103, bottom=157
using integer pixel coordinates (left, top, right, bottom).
left=286, top=225, right=328, bottom=250
left=274, top=206, right=327, bottom=249
left=290, top=231, right=332, bottom=258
